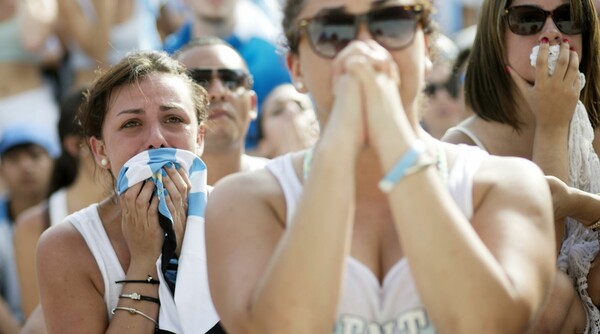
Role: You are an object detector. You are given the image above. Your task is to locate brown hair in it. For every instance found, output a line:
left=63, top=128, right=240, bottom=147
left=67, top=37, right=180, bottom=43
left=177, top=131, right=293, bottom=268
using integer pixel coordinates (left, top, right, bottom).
left=465, top=0, right=600, bottom=130
left=79, top=50, right=209, bottom=140
left=282, top=0, right=436, bottom=55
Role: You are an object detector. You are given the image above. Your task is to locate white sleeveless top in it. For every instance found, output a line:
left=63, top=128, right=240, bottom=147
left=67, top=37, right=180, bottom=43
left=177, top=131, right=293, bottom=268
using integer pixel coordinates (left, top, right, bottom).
left=69, top=204, right=125, bottom=317
left=265, top=144, right=487, bottom=333
left=48, top=189, right=68, bottom=227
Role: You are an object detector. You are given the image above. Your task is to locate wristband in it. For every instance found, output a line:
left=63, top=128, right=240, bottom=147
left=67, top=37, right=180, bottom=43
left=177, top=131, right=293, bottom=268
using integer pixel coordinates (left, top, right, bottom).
left=119, top=292, right=161, bottom=306
left=378, top=140, right=432, bottom=193
left=115, top=275, right=160, bottom=285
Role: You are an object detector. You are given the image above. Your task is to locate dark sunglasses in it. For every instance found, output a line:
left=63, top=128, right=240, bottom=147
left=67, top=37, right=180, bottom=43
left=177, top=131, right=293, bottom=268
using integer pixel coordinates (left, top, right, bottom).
left=424, top=77, right=459, bottom=99
left=505, top=4, right=582, bottom=36
left=187, top=68, right=252, bottom=91
left=296, top=5, right=424, bottom=59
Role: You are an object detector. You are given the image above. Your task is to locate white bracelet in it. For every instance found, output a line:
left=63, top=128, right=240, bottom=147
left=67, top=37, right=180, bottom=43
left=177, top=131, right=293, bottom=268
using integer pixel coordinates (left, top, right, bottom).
left=111, top=306, right=158, bottom=327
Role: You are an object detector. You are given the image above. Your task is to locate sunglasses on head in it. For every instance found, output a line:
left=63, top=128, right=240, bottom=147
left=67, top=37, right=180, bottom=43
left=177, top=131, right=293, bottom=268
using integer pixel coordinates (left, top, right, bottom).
left=187, top=68, right=252, bottom=92
left=296, top=4, right=424, bottom=59
left=424, top=77, right=459, bottom=99
left=505, top=4, right=582, bottom=36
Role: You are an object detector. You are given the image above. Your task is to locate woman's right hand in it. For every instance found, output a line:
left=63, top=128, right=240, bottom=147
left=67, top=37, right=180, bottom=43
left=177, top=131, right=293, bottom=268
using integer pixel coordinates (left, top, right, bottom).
left=508, top=41, right=581, bottom=130
left=119, top=180, right=164, bottom=266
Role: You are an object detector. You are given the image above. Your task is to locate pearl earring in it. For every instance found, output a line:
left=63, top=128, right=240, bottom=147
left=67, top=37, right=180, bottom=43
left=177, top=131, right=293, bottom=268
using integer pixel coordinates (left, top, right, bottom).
left=295, top=82, right=305, bottom=91
left=100, top=158, right=108, bottom=167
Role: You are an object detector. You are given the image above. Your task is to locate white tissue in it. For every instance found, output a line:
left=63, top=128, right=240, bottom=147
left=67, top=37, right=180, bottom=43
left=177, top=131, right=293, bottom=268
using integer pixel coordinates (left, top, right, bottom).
left=529, top=45, right=586, bottom=90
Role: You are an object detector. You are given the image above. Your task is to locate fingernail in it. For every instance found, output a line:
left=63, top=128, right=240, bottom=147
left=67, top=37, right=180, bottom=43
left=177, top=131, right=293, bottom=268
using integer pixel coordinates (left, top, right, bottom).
left=505, top=66, right=511, bottom=74
left=541, top=37, right=549, bottom=44
left=563, top=38, right=569, bottom=43
left=570, top=47, right=575, bottom=51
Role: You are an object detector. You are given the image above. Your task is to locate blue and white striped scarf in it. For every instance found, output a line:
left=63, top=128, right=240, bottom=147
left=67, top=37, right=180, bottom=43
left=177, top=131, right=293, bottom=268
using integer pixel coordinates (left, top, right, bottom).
left=117, top=148, right=219, bottom=333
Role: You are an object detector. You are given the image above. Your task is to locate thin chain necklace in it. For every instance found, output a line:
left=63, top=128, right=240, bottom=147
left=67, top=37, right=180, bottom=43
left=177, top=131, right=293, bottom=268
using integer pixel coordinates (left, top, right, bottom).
left=302, top=144, right=449, bottom=185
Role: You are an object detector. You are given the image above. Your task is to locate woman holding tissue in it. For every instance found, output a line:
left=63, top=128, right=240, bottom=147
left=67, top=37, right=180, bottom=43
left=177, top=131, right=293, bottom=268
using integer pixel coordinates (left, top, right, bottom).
left=205, top=0, right=557, bottom=333
left=36, top=51, right=223, bottom=333
left=443, top=0, right=600, bottom=332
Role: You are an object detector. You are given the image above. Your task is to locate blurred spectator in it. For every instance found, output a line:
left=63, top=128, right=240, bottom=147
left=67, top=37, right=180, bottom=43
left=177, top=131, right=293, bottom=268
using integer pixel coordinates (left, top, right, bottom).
left=13, top=89, right=107, bottom=333
left=176, top=37, right=268, bottom=185
left=0, top=0, right=60, bottom=152
left=421, top=33, right=469, bottom=139
left=164, top=0, right=292, bottom=150
left=254, top=83, right=319, bottom=158
left=0, top=124, right=59, bottom=333
left=57, top=0, right=164, bottom=88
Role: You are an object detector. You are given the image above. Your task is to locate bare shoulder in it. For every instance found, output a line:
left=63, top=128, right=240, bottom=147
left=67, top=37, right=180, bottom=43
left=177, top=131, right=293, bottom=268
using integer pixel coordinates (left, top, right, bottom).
left=36, top=218, right=97, bottom=281
left=471, top=154, right=552, bottom=226
left=14, top=202, right=48, bottom=240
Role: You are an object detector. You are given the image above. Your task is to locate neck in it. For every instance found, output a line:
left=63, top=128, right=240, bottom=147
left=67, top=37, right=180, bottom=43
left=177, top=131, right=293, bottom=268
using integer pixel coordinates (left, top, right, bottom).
left=203, top=147, right=245, bottom=185
left=9, top=193, right=45, bottom=220
left=66, top=165, right=109, bottom=214
left=193, top=14, right=236, bottom=38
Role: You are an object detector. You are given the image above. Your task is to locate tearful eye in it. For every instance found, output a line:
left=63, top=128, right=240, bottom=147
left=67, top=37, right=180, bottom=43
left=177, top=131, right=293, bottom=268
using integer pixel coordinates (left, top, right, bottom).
left=122, top=120, right=141, bottom=129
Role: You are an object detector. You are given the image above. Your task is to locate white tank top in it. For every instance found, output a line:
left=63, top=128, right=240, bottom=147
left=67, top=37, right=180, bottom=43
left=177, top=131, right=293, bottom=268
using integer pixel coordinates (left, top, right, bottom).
left=48, top=189, right=68, bottom=227
left=265, top=144, right=487, bottom=333
left=69, top=204, right=125, bottom=317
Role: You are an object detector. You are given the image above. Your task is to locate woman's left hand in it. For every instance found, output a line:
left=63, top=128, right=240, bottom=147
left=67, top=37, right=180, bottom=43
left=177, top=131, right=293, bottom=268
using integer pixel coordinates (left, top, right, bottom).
left=162, top=164, right=191, bottom=256
left=343, top=40, right=416, bottom=154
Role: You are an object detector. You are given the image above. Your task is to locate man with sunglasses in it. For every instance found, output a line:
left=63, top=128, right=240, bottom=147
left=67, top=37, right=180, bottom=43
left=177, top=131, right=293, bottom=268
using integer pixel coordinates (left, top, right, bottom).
left=164, top=0, right=291, bottom=152
left=176, top=37, right=268, bottom=185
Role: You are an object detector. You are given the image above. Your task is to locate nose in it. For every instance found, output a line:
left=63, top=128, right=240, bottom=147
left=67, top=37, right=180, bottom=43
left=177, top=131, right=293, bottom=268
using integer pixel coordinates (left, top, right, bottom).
left=539, top=16, right=562, bottom=44
left=356, top=17, right=372, bottom=42
left=146, top=122, right=168, bottom=149
left=208, top=77, right=227, bottom=103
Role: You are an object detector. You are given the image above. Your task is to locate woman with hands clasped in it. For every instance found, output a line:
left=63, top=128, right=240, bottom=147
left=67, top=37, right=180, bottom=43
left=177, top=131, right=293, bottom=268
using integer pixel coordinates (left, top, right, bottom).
left=205, top=0, right=556, bottom=333
left=36, top=51, right=221, bottom=333
left=443, top=0, right=600, bottom=332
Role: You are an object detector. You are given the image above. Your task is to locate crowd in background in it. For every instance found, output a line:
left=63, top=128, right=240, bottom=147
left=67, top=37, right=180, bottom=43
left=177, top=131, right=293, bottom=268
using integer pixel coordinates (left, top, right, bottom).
left=2, top=0, right=600, bottom=333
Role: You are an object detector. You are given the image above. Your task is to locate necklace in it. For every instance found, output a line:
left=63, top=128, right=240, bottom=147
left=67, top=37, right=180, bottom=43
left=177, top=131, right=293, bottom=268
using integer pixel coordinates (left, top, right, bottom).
left=302, top=144, right=449, bottom=185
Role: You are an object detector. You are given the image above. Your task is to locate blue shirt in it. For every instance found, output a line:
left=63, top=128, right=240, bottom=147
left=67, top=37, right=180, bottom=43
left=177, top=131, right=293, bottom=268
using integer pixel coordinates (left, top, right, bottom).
left=0, top=196, right=22, bottom=322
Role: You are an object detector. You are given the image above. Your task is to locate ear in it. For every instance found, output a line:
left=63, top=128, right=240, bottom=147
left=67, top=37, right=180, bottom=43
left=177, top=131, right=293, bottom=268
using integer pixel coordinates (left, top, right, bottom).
left=89, top=136, right=110, bottom=169
left=62, top=134, right=81, bottom=158
left=287, top=53, right=308, bottom=93
left=196, top=123, right=205, bottom=156
left=247, top=90, right=258, bottom=120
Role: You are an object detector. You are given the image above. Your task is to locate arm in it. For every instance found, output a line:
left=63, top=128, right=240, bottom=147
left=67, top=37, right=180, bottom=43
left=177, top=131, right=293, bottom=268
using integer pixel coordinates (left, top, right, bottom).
left=13, top=204, right=47, bottom=318
left=351, top=47, right=555, bottom=333
left=18, top=0, right=57, bottom=51
left=546, top=175, right=600, bottom=225
left=37, top=222, right=160, bottom=334
left=508, top=42, right=581, bottom=182
left=56, top=0, right=116, bottom=65
left=0, top=296, right=20, bottom=334
left=207, top=73, right=365, bottom=333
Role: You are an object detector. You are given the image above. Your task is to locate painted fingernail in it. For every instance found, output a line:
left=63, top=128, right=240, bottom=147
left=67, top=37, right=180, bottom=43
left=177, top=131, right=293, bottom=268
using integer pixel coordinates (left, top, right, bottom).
left=541, top=37, right=549, bottom=44
left=570, top=47, right=575, bottom=51
left=505, top=66, right=510, bottom=74
left=563, top=38, right=569, bottom=43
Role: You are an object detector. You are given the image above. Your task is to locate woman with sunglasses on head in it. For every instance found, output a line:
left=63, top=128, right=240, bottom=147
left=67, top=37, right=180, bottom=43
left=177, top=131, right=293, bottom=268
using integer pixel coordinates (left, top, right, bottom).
left=205, top=0, right=556, bottom=333
left=443, top=0, right=600, bottom=332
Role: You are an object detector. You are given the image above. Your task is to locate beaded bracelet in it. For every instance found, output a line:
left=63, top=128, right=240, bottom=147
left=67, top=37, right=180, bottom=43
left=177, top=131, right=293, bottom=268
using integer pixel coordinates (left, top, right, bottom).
left=119, top=292, right=161, bottom=306
left=111, top=306, right=158, bottom=327
left=115, top=275, right=159, bottom=285
left=378, top=140, right=433, bottom=193
left=589, top=218, right=600, bottom=232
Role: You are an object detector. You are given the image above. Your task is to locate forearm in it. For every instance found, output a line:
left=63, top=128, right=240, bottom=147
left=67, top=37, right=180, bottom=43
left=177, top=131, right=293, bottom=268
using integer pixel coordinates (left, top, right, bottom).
left=18, top=0, right=57, bottom=51
left=388, top=175, right=532, bottom=333
left=105, top=261, right=160, bottom=334
left=248, top=142, right=356, bottom=333
left=532, top=126, right=570, bottom=182
left=566, top=188, right=600, bottom=225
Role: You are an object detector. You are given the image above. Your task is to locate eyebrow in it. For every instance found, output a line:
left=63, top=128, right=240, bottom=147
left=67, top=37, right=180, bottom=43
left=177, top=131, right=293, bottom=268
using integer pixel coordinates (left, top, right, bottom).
left=316, top=0, right=397, bottom=15
left=115, top=103, right=186, bottom=116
